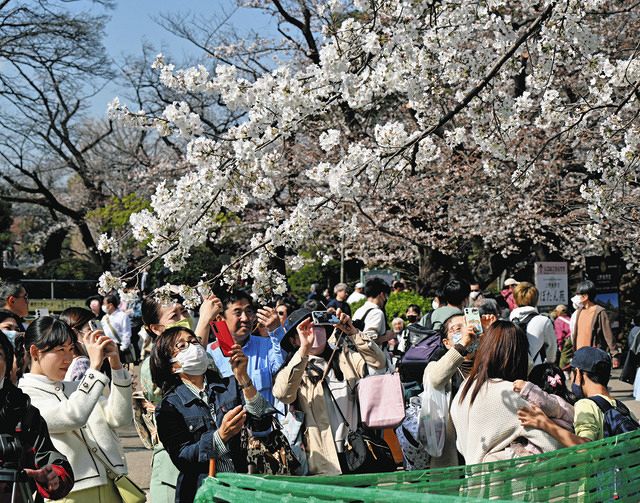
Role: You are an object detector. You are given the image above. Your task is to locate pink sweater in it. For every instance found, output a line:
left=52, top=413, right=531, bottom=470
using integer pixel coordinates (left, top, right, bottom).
left=519, top=381, right=574, bottom=431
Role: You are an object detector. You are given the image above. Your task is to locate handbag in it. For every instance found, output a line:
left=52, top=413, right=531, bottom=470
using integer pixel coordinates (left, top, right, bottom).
left=323, top=381, right=396, bottom=474
left=73, top=432, right=146, bottom=502
left=358, top=372, right=405, bottom=429
left=241, top=416, right=301, bottom=475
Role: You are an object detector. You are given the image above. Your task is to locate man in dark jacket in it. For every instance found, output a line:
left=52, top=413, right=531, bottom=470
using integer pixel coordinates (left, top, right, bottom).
left=0, top=331, right=74, bottom=501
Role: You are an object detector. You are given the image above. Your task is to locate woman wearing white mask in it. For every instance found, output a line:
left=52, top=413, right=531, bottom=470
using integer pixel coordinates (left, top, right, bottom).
left=137, top=294, right=222, bottom=503
left=151, top=326, right=271, bottom=503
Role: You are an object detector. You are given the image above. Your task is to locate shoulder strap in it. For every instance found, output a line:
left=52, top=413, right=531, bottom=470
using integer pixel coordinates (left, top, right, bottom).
left=358, top=308, right=375, bottom=323
left=588, top=395, right=614, bottom=413
left=322, top=380, right=350, bottom=429
left=104, top=315, right=122, bottom=344
left=72, top=430, right=119, bottom=476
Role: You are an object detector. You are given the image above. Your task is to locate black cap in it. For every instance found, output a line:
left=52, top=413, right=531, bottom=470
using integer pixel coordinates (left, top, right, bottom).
left=571, top=347, right=611, bottom=374
left=281, top=308, right=312, bottom=352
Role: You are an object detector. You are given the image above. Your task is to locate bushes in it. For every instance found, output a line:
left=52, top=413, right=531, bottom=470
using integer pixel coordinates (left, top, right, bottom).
left=350, top=291, right=432, bottom=325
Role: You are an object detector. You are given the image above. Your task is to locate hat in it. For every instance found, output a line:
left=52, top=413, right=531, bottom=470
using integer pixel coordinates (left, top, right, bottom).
left=281, top=308, right=312, bottom=352
left=355, top=282, right=364, bottom=289
left=504, top=278, right=519, bottom=286
left=430, top=306, right=463, bottom=332
left=571, top=347, right=611, bottom=374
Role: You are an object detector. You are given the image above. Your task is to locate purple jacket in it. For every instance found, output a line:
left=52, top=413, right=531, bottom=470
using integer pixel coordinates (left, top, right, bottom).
left=519, top=381, right=574, bottom=431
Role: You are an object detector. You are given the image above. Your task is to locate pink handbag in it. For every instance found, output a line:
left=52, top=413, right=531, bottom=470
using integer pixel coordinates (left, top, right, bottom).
left=358, top=372, right=406, bottom=429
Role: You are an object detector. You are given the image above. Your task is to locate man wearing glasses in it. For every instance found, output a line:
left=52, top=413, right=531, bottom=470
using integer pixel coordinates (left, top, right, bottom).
left=207, top=290, right=285, bottom=410
left=0, top=281, right=29, bottom=330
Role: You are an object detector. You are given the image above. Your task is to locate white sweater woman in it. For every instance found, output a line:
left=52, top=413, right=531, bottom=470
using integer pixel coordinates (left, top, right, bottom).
left=19, top=316, right=133, bottom=500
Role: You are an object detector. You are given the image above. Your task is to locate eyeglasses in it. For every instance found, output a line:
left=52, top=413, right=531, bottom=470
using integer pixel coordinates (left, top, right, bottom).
left=13, top=294, right=28, bottom=300
left=174, top=337, right=199, bottom=351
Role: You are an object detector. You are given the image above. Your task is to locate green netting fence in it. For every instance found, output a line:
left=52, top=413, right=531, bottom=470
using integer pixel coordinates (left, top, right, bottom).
left=195, top=429, right=640, bottom=502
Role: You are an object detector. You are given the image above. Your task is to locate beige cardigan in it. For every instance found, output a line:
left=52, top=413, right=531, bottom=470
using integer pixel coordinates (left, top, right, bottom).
left=273, top=331, right=386, bottom=475
left=422, top=347, right=466, bottom=467
left=19, top=369, right=133, bottom=493
left=451, top=378, right=562, bottom=464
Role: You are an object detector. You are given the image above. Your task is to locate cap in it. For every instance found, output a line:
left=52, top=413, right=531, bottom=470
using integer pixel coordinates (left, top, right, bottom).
left=431, top=306, right=463, bottom=332
left=571, top=347, right=611, bottom=373
left=355, top=282, right=364, bottom=289
left=504, top=278, right=519, bottom=286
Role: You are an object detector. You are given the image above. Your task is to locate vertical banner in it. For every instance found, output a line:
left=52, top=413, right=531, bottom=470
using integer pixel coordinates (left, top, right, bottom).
left=534, top=262, right=569, bottom=308
left=585, top=256, right=621, bottom=335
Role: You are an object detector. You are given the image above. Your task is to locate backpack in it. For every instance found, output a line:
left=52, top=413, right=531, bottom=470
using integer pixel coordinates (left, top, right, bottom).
left=399, top=329, right=443, bottom=383
left=589, top=396, right=640, bottom=437
left=514, top=312, right=547, bottom=363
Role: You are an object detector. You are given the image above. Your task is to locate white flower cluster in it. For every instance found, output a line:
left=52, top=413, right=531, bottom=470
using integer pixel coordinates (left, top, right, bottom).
left=104, top=0, right=640, bottom=293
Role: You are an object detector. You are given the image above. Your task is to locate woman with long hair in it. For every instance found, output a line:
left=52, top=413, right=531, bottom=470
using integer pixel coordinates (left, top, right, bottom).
left=19, top=316, right=132, bottom=502
left=450, top=320, right=562, bottom=463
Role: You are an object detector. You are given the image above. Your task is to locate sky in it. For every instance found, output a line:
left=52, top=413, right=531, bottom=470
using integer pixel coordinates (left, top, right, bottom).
left=91, top=0, right=276, bottom=115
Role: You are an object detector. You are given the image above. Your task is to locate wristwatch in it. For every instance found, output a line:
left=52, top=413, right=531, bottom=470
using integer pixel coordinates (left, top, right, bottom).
left=238, top=379, right=254, bottom=390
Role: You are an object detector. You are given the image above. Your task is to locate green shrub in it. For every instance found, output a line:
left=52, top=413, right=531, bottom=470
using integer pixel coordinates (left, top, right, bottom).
left=349, top=291, right=432, bottom=325
left=385, top=291, right=432, bottom=324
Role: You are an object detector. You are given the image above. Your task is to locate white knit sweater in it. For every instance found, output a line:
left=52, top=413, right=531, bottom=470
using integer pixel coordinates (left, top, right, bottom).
left=451, top=378, right=562, bottom=464
left=19, top=368, right=133, bottom=493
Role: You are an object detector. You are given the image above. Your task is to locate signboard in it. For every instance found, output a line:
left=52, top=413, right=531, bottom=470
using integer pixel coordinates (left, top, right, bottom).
left=361, top=269, right=399, bottom=286
left=585, top=256, right=621, bottom=332
left=28, top=299, right=86, bottom=314
left=534, top=262, right=569, bottom=307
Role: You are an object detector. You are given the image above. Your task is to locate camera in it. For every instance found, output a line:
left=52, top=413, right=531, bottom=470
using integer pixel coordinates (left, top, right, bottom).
left=0, top=434, right=23, bottom=472
left=311, top=311, right=340, bottom=326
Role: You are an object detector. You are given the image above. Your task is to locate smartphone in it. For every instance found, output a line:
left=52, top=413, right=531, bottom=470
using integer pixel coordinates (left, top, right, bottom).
left=311, top=311, right=340, bottom=326
left=35, top=308, right=49, bottom=318
left=210, top=320, right=234, bottom=357
left=88, top=319, right=102, bottom=332
left=464, top=307, right=483, bottom=336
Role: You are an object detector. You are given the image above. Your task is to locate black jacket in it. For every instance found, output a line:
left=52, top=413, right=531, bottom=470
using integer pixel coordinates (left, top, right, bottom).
left=0, top=381, right=74, bottom=500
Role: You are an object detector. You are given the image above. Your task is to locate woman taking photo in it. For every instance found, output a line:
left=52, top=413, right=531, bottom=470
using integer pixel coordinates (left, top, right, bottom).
left=273, top=308, right=387, bottom=475
left=451, top=320, right=562, bottom=463
left=139, top=295, right=221, bottom=503
left=59, top=307, right=103, bottom=381
left=151, top=326, right=271, bottom=503
left=19, top=316, right=133, bottom=502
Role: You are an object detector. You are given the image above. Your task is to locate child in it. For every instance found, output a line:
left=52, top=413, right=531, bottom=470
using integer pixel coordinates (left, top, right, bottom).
left=513, top=363, right=575, bottom=431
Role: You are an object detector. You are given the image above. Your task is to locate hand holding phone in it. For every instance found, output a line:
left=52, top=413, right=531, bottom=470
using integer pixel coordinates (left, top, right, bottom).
left=463, top=307, right=483, bottom=336
left=88, top=319, right=102, bottom=332
left=210, top=320, right=234, bottom=357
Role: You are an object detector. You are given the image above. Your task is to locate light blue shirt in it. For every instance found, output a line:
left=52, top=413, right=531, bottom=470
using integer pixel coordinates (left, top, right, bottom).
left=207, top=326, right=286, bottom=407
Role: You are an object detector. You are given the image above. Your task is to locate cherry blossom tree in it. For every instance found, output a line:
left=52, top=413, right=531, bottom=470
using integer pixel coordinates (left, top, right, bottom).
left=103, top=0, right=640, bottom=303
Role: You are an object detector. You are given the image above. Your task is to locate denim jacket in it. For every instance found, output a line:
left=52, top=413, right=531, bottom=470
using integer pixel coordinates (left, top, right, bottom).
left=156, top=370, right=271, bottom=503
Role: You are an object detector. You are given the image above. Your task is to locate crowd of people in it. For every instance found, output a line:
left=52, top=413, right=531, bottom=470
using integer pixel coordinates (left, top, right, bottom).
left=0, top=274, right=637, bottom=502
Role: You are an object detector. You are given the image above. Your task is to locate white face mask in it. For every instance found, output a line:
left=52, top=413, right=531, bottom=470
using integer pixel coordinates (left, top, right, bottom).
left=2, top=330, right=20, bottom=347
left=571, top=295, right=584, bottom=310
left=101, top=305, right=108, bottom=314
left=171, top=342, right=208, bottom=376
left=432, top=299, right=440, bottom=310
